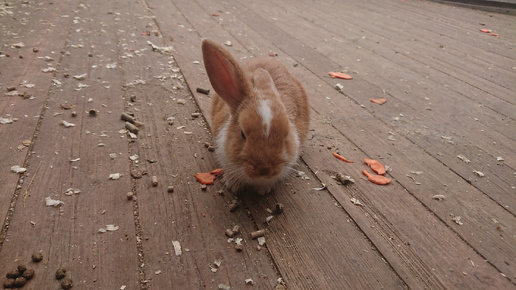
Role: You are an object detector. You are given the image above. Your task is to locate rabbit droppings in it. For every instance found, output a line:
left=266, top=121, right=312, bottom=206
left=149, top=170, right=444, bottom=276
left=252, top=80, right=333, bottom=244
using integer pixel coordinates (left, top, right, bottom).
left=202, top=39, right=310, bottom=195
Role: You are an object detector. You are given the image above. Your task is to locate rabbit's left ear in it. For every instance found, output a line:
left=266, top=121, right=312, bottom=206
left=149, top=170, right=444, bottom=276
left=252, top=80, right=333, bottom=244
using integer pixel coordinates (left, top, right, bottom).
left=202, top=39, right=251, bottom=110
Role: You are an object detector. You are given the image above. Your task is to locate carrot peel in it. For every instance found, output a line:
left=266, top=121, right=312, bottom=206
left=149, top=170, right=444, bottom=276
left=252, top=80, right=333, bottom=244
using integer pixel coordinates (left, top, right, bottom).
left=329, top=71, right=353, bottom=80
left=363, top=158, right=386, bottom=175
left=333, top=152, right=354, bottom=163
left=210, top=168, right=224, bottom=176
left=370, top=98, right=387, bottom=105
left=362, top=169, right=391, bottom=185
left=195, top=168, right=224, bottom=185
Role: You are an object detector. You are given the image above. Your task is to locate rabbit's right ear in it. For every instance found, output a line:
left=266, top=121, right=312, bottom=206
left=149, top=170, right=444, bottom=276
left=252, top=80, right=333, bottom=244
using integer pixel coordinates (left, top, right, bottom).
left=202, top=39, right=251, bottom=110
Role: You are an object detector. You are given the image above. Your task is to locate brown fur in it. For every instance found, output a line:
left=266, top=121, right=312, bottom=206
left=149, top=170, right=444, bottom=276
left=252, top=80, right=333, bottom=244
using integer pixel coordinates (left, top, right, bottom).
left=202, top=39, right=310, bottom=194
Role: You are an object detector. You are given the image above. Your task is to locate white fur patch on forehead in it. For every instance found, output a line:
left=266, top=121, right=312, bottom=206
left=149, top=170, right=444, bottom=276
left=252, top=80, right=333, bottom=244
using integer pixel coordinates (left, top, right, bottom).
left=258, top=99, right=273, bottom=137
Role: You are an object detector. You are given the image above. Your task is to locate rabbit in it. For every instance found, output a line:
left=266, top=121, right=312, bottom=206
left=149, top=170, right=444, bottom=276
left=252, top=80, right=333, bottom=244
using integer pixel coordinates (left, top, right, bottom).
left=202, top=39, right=310, bottom=195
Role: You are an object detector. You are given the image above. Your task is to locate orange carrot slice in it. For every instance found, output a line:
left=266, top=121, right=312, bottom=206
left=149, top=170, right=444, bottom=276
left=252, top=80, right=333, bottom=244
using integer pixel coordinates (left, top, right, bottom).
left=362, top=169, right=391, bottom=185
left=479, top=29, right=492, bottom=33
left=370, top=98, right=387, bottom=105
left=210, top=168, right=224, bottom=176
left=212, top=13, right=220, bottom=16
left=333, top=152, right=354, bottom=163
left=329, top=72, right=353, bottom=80
left=489, top=33, right=499, bottom=36
left=363, top=158, right=386, bottom=175
left=195, top=172, right=216, bottom=185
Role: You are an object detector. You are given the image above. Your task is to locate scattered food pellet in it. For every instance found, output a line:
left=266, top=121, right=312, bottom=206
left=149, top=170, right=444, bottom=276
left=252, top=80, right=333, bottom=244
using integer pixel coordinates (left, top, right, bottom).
left=33, top=48, right=39, bottom=52
left=125, top=122, right=139, bottom=134
left=3, top=279, right=15, bottom=288
left=232, top=225, right=241, bottom=234
left=13, top=277, right=27, bottom=288
left=196, top=87, right=210, bottom=95
left=152, top=176, right=159, bottom=187
left=7, top=86, right=16, bottom=91
left=336, top=173, right=355, bottom=186
left=496, top=225, right=503, bottom=232
left=121, top=112, right=135, bottom=123
left=201, top=184, right=207, bottom=191
left=229, top=202, right=239, bottom=212
left=250, top=229, right=265, bottom=239
left=191, top=112, right=201, bottom=118
left=17, top=265, right=27, bottom=273
left=22, top=269, right=35, bottom=280
left=6, top=269, right=20, bottom=278
left=32, top=252, right=43, bottom=263
left=273, top=203, right=284, bottom=215
left=88, top=109, right=97, bottom=117
left=235, top=243, right=244, bottom=252
left=55, top=267, right=67, bottom=280
left=335, top=83, right=344, bottom=93
left=61, top=277, right=73, bottom=290
left=126, top=192, right=134, bottom=200
left=225, top=229, right=235, bottom=238
left=167, top=186, right=174, bottom=193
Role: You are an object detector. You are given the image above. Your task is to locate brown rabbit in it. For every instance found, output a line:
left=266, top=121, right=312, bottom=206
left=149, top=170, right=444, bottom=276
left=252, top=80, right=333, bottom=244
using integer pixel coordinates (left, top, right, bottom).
left=202, top=39, right=310, bottom=195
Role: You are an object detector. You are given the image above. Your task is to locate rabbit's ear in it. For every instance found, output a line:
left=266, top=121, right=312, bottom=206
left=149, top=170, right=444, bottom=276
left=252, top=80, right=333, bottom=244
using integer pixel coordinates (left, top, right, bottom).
left=202, top=39, right=251, bottom=110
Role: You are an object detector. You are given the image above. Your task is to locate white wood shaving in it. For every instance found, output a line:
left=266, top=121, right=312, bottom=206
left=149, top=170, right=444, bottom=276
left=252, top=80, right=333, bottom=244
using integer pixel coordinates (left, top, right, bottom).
left=172, top=240, right=182, bottom=256
left=73, top=73, right=87, bottom=80
left=245, top=279, right=254, bottom=285
left=350, top=198, right=363, bottom=206
left=452, top=216, right=463, bottom=225
left=64, top=188, right=81, bottom=196
left=457, top=154, right=471, bottom=163
left=106, top=224, right=119, bottom=231
left=11, top=165, right=27, bottom=173
left=109, top=173, right=121, bottom=180
left=45, top=197, right=64, bottom=207
left=432, top=195, right=445, bottom=201
left=257, top=236, right=266, bottom=246
left=60, top=120, right=75, bottom=127
left=473, top=170, right=485, bottom=177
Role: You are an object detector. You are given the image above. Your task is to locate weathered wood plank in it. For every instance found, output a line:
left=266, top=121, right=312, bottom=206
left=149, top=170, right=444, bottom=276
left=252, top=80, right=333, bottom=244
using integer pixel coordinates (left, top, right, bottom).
left=0, top=0, right=81, bottom=242
left=250, top=0, right=516, bottom=214
left=144, top=0, right=409, bottom=288
left=160, top=0, right=515, bottom=288
left=0, top=1, right=140, bottom=289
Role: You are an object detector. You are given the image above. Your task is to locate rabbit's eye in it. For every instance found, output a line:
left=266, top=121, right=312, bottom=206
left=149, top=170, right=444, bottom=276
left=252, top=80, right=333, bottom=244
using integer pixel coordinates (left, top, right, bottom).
left=241, top=130, right=246, bottom=140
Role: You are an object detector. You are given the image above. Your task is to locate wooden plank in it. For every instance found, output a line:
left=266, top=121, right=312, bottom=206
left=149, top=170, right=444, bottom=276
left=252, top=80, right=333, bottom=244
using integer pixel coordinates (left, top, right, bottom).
left=0, top=0, right=81, bottom=241
left=0, top=1, right=140, bottom=289
left=160, top=0, right=516, bottom=288
left=251, top=0, right=516, bottom=214
left=228, top=1, right=516, bottom=286
left=114, top=1, right=283, bottom=289
left=144, top=0, right=409, bottom=289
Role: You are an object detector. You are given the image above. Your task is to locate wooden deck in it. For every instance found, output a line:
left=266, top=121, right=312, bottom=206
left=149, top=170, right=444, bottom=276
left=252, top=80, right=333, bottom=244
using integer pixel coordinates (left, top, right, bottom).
left=1, top=0, right=515, bottom=289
